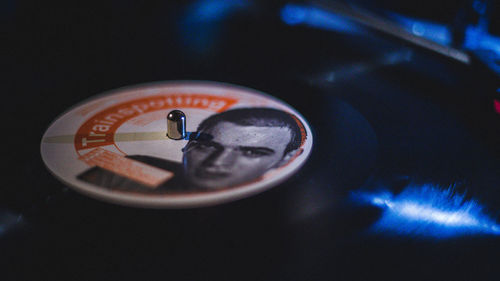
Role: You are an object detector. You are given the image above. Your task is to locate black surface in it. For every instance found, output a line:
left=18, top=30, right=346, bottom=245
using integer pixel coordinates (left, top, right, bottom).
left=3, top=1, right=500, bottom=280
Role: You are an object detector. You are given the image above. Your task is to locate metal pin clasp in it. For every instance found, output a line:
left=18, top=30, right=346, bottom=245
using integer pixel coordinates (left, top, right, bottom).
left=167, top=110, right=186, bottom=140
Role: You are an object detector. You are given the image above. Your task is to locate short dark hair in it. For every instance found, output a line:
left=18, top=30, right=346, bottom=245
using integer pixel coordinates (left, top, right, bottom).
left=195, top=108, right=305, bottom=156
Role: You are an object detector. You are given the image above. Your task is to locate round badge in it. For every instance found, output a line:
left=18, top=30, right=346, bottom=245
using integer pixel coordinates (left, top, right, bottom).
left=41, top=81, right=313, bottom=208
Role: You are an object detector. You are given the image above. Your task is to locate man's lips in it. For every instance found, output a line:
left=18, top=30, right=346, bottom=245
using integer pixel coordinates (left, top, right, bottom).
left=194, top=169, right=230, bottom=179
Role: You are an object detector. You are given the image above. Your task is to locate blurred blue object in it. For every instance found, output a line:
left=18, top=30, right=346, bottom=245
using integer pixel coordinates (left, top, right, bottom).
left=472, top=0, right=488, bottom=15
left=179, top=0, right=251, bottom=54
left=464, top=25, right=500, bottom=55
left=351, top=183, right=500, bottom=239
left=390, top=12, right=500, bottom=59
left=390, top=13, right=452, bottom=46
left=184, top=0, right=250, bottom=23
left=0, top=209, right=23, bottom=238
left=281, top=3, right=361, bottom=34
left=463, top=18, right=500, bottom=74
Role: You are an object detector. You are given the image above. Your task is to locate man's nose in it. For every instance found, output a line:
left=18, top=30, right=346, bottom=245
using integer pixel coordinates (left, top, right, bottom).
left=203, top=148, right=237, bottom=167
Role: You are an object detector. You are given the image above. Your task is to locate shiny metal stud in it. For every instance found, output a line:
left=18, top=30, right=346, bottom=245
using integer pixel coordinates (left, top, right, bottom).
left=167, top=110, right=186, bottom=140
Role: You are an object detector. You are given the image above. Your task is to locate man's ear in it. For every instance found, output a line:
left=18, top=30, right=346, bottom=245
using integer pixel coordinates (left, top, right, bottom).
left=276, top=148, right=303, bottom=168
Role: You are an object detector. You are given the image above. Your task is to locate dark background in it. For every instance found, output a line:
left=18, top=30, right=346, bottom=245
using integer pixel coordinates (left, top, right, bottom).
left=2, top=0, right=500, bottom=280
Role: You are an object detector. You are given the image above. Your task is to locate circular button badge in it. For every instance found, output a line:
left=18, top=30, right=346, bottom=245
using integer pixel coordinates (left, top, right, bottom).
left=41, top=81, right=313, bottom=208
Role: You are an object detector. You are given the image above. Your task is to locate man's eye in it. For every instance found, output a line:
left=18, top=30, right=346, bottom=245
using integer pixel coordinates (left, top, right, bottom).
left=194, top=142, right=216, bottom=149
left=240, top=148, right=272, bottom=157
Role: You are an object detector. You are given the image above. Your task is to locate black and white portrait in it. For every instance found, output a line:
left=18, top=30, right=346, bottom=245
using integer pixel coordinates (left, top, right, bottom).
left=78, top=107, right=306, bottom=193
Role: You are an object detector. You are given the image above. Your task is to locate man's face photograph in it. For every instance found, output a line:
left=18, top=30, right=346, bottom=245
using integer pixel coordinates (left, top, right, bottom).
left=76, top=107, right=305, bottom=194
left=183, top=120, right=293, bottom=189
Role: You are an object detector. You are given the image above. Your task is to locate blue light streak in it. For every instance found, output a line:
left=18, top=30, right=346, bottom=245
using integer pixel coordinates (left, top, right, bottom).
left=280, top=4, right=361, bottom=34
left=281, top=4, right=499, bottom=64
left=351, top=184, right=500, bottom=238
left=389, top=12, right=500, bottom=60
left=389, top=14, right=452, bottom=46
